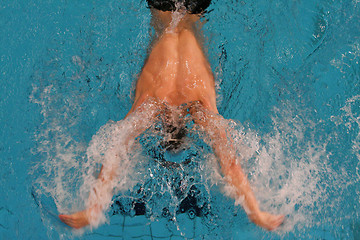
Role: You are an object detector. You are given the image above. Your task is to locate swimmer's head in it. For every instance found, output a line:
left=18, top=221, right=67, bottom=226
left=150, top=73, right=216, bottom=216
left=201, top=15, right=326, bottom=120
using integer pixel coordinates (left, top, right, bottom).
left=161, top=121, right=187, bottom=153
left=158, top=106, right=189, bottom=153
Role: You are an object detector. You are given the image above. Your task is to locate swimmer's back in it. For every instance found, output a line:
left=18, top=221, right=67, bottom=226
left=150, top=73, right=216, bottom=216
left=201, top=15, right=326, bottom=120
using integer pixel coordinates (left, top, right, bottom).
left=133, top=27, right=217, bottom=113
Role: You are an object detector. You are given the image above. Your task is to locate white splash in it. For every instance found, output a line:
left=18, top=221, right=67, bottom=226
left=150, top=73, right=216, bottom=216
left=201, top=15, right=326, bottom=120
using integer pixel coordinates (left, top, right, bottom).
left=341, top=95, right=360, bottom=169
left=167, top=0, right=186, bottom=33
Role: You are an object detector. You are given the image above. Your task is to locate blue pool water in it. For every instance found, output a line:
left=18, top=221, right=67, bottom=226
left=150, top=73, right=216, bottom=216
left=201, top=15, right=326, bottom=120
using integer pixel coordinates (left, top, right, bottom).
left=1, top=0, right=360, bottom=239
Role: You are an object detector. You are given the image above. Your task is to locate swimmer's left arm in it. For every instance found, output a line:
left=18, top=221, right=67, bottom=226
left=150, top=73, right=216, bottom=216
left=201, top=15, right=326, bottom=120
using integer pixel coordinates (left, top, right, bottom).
left=196, top=112, right=284, bottom=231
left=201, top=115, right=262, bottom=218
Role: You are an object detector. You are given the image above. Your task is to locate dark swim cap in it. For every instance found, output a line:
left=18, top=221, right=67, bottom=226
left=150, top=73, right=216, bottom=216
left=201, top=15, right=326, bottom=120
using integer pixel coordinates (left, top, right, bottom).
left=147, top=0, right=212, bottom=14
left=160, top=121, right=187, bottom=152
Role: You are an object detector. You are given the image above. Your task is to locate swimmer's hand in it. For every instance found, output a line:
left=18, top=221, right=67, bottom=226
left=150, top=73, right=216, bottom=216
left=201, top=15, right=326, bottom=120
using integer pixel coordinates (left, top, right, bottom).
left=249, top=211, right=285, bottom=231
left=59, top=210, right=90, bottom=229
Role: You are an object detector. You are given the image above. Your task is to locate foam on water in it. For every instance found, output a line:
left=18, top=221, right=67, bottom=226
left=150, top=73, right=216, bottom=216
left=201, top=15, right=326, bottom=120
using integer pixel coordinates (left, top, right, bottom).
left=27, top=1, right=360, bottom=239
left=30, top=83, right=330, bottom=235
left=246, top=104, right=331, bottom=232
left=341, top=95, right=360, bottom=158
left=30, top=74, right=360, bottom=239
left=167, top=1, right=186, bottom=33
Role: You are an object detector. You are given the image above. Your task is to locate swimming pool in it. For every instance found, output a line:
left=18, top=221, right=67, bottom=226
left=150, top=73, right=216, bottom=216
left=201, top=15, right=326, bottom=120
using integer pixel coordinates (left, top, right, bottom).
left=1, top=0, right=359, bottom=239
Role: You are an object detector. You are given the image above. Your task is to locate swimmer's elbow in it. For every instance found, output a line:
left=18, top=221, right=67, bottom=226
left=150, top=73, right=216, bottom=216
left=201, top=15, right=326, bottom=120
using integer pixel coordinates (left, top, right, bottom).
left=220, top=159, right=244, bottom=178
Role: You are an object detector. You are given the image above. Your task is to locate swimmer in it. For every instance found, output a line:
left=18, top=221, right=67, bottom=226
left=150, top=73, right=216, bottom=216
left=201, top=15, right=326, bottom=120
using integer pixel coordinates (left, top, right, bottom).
left=59, top=0, right=284, bottom=231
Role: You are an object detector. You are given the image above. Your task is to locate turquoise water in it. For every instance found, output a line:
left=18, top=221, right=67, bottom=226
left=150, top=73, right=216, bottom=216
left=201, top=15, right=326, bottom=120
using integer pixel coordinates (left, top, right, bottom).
left=1, top=0, right=360, bottom=239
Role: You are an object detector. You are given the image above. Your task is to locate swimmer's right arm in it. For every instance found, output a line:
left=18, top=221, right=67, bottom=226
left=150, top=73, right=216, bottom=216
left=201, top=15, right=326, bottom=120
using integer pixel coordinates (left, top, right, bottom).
left=59, top=142, right=130, bottom=229
left=59, top=103, right=159, bottom=229
left=196, top=113, right=284, bottom=231
left=59, top=138, right=134, bottom=229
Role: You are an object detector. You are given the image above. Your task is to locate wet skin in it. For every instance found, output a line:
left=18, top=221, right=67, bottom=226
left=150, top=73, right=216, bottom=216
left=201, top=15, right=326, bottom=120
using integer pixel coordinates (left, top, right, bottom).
left=59, top=10, right=284, bottom=231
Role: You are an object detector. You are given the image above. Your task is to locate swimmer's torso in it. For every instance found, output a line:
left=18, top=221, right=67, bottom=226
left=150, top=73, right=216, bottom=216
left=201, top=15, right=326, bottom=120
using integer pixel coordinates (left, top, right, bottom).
left=133, top=26, right=218, bottom=113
